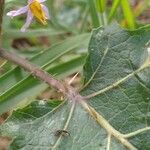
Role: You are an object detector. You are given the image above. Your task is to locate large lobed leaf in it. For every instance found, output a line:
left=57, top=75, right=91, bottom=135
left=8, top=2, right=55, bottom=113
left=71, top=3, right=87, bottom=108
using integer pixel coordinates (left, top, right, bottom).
left=0, top=23, right=150, bottom=150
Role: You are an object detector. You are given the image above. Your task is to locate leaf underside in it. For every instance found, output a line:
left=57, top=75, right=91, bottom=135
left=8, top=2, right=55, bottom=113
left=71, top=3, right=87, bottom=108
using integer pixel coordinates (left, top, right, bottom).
left=0, top=23, right=150, bottom=150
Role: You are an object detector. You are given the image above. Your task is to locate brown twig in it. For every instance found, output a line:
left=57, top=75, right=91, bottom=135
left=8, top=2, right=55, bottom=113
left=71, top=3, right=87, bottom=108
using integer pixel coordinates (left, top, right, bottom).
left=0, top=48, right=68, bottom=95
left=0, top=48, right=84, bottom=101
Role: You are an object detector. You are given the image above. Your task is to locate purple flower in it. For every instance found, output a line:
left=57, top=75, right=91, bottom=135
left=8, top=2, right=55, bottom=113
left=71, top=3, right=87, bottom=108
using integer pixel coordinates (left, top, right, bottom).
left=7, top=0, right=50, bottom=32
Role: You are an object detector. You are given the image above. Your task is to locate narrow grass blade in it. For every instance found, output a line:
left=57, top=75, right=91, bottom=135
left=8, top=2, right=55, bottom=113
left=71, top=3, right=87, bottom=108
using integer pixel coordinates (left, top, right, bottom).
left=95, top=0, right=106, bottom=13
left=108, top=0, right=121, bottom=22
left=121, top=0, right=136, bottom=29
left=88, top=0, right=100, bottom=28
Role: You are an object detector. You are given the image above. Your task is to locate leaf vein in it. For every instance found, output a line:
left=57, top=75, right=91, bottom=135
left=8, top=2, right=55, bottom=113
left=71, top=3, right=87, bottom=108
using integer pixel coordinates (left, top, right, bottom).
left=84, top=61, right=150, bottom=99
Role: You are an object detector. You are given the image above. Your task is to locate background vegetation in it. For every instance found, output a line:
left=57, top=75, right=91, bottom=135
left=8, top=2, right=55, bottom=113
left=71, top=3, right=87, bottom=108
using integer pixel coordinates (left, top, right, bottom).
left=0, top=0, right=150, bottom=149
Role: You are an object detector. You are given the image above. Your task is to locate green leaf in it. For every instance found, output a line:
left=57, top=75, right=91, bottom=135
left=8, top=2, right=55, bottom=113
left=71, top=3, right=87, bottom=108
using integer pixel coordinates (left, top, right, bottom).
left=83, top=23, right=150, bottom=149
left=0, top=101, right=110, bottom=150
left=88, top=0, right=100, bottom=28
left=1, top=24, right=150, bottom=150
left=95, top=0, right=106, bottom=13
left=5, top=99, right=62, bottom=124
left=108, top=0, right=121, bottom=22
left=95, top=0, right=107, bottom=26
left=4, top=28, right=66, bottom=38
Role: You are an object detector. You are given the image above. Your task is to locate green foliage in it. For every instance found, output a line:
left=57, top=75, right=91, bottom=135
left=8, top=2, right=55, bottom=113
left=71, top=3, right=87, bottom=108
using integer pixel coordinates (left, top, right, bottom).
left=108, top=0, right=121, bottom=22
left=95, top=0, right=106, bottom=13
left=88, top=0, right=100, bottom=28
left=121, top=0, right=135, bottom=29
left=3, top=0, right=149, bottom=34
left=1, top=24, right=150, bottom=150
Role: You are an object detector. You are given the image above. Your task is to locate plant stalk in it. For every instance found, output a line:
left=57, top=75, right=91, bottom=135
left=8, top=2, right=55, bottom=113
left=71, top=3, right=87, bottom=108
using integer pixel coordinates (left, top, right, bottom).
left=0, top=48, right=67, bottom=95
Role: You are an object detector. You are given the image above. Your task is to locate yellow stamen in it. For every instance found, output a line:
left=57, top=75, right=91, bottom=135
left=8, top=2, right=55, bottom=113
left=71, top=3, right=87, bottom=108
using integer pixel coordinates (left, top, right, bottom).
left=29, top=0, right=47, bottom=25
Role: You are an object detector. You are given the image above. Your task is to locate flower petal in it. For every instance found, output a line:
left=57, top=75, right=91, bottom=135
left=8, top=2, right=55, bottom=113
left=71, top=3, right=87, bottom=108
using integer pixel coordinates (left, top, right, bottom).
left=28, top=0, right=46, bottom=4
left=28, top=0, right=34, bottom=4
left=39, top=0, right=47, bottom=3
left=42, top=5, right=50, bottom=19
left=21, top=10, right=33, bottom=32
left=7, top=6, right=28, bottom=17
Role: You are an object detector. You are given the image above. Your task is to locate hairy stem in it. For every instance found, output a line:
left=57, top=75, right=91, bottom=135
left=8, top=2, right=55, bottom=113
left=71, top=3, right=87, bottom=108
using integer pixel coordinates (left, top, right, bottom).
left=0, top=0, right=5, bottom=46
left=0, top=48, right=68, bottom=95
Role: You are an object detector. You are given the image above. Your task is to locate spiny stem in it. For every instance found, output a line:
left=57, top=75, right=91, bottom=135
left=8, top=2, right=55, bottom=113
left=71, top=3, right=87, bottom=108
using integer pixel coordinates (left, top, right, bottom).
left=0, top=48, right=67, bottom=95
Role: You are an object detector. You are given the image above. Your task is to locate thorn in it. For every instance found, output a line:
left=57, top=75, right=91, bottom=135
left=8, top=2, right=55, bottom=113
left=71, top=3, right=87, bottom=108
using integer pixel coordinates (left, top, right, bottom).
left=68, top=72, right=79, bottom=85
